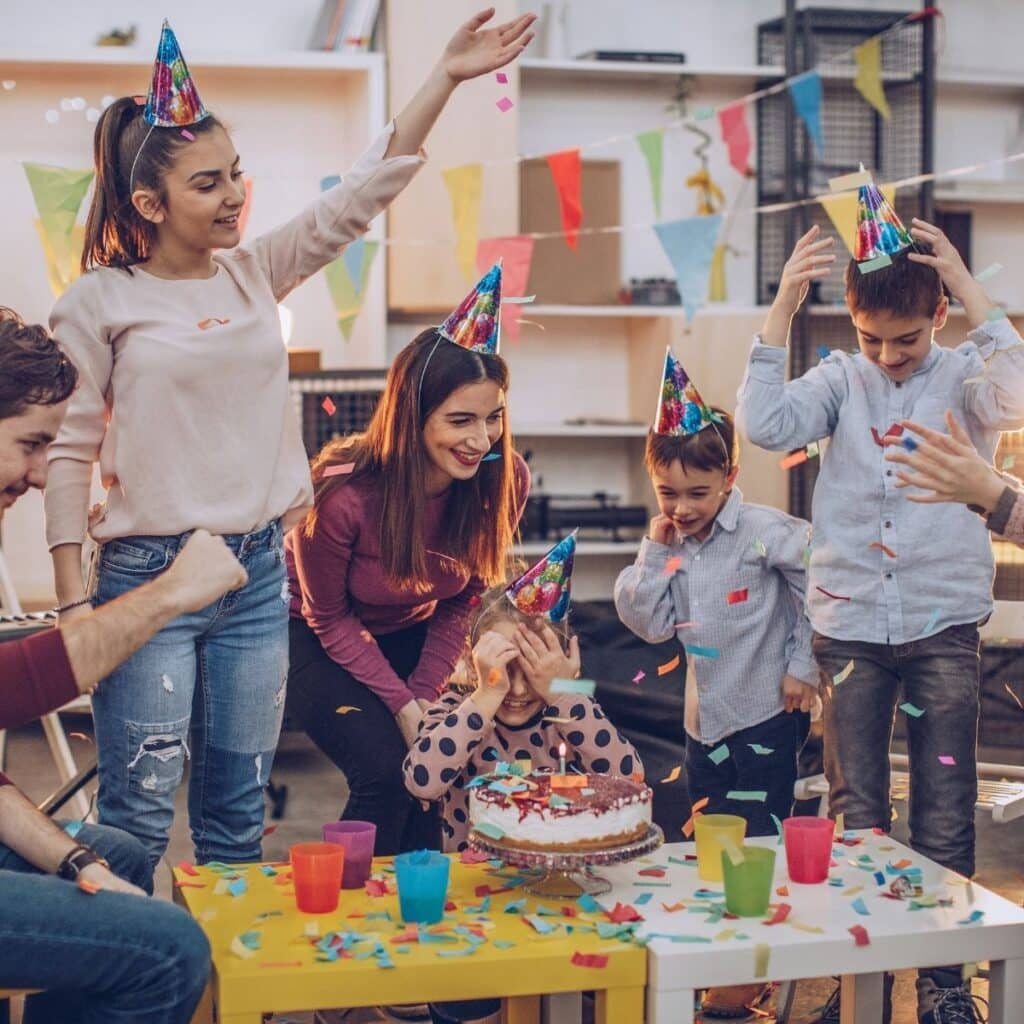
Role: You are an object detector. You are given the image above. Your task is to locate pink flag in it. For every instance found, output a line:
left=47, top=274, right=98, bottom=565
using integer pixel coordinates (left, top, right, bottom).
left=718, top=102, right=752, bottom=177
left=476, top=236, right=535, bottom=341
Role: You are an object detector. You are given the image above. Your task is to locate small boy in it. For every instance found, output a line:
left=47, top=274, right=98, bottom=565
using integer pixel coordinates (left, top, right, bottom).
left=615, top=351, right=816, bottom=1018
left=737, top=194, right=1024, bottom=1023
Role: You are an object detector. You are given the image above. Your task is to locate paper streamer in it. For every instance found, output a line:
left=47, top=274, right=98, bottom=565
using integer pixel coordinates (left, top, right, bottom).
left=654, top=214, right=723, bottom=324
left=545, top=148, right=583, bottom=250
left=442, top=163, right=484, bottom=282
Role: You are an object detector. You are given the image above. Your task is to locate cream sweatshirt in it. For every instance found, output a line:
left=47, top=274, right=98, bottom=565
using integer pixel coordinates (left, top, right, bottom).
left=45, top=122, right=424, bottom=548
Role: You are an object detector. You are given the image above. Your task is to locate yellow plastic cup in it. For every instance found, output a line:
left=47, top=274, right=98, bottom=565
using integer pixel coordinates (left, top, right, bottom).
left=693, top=813, right=747, bottom=882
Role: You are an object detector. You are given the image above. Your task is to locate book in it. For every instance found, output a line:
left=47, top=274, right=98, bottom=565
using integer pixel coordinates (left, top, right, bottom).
left=308, top=0, right=348, bottom=51
left=338, top=0, right=381, bottom=53
left=574, top=50, right=686, bottom=64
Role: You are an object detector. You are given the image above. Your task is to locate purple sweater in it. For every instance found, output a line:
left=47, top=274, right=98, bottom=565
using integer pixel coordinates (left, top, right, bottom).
left=286, top=454, right=529, bottom=713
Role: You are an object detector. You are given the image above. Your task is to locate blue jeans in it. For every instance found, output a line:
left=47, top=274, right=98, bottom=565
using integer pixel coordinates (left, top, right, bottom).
left=91, top=520, right=288, bottom=869
left=814, top=623, right=981, bottom=877
left=0, top=823, right=210, bottom=1024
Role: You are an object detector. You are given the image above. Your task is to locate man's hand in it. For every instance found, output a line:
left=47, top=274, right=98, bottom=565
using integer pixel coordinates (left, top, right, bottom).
left=395, top=700, right=425, bottom=749
left=515, top=625, right=580, bottom=703
left=782, top=675, right=816, bottom=713
left=160, top=530, right=248, bottom=614
left=76, top=861, right=147, bottom=898
left=649, top=514, right=678, bottom=546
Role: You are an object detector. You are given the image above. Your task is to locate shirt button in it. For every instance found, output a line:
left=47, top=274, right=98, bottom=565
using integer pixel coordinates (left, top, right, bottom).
left=884, top=572, right=893, bottom=579
left=886, top=470, right=893, bottom=477
left=895, top=382, right=902, bottom=388
left=884, top=521, right=892, bottom=528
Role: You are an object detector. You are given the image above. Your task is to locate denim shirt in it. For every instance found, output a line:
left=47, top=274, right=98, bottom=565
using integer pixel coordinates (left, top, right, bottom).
left=736, top=317, right=1024, bottom=646
left=614, top=487, right=816, bottom=745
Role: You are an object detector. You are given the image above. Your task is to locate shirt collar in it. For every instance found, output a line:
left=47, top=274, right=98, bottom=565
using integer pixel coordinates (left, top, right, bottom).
left=706, top=485, right=743, bottom=537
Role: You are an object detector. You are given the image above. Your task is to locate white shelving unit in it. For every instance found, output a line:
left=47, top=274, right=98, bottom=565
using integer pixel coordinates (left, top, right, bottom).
left=519, top=57, right=780, bottom=86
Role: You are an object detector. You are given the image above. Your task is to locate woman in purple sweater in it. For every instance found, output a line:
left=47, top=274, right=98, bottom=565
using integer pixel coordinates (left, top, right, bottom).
left=286, top=330, right=529, bottom=854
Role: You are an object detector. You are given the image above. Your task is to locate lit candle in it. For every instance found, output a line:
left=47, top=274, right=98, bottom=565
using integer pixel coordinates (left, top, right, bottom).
left=558, top=742, right=567, bottom=777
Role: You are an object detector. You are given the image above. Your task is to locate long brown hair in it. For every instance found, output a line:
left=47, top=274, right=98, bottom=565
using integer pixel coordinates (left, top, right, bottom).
left=305, top=329, right=519, bottom=591
left=81, top=96, right=226, bottom=271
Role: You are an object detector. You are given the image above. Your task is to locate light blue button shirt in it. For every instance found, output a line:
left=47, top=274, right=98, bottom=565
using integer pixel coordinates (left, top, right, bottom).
left=614, top=487, right=816, bottom=745
left=736, top=318, right=1024, bottom=645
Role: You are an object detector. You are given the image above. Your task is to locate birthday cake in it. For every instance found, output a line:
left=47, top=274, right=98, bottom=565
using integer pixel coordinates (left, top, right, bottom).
left=469, top=767, right=652, bottom=852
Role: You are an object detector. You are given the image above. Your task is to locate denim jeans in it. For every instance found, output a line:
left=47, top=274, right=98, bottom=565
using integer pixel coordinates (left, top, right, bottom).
left=0, top=822, right=210, bottom=1024
left=813, top=623, right=981, bottom=878
left=684, top=710, right=810, bottom=836
left=91, top=519, right=288, bottom=869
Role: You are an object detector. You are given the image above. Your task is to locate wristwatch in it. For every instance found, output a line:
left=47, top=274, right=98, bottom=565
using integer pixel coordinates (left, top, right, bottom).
left=57, top=844, right=109, bottom=881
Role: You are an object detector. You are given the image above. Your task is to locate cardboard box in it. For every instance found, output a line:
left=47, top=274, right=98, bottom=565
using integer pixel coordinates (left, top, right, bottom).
left=520, top=158, right=621, bottom=305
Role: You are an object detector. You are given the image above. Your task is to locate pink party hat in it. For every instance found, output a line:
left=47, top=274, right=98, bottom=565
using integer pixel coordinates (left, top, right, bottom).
left=505, top=530, right=576, bottom=623
left=654, top=346, right=715, bottom=436
left=143, top=20, right=210, bottom=128
left=438, top=261, right=502, bottom=354
left=854, top=180, right=913, bottom=264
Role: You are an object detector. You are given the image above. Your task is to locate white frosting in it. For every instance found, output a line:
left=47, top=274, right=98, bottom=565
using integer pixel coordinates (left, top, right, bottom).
left=470, top=791, right=650, bottom=847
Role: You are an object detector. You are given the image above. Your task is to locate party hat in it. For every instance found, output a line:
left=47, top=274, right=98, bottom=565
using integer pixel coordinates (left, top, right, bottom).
left=654, top=346, right=715, bottom=437
left=854, top=179, right=913, bottom=264
left=438, top=260, right=502, bottom=354
left=505, top=530, right=576, bottom=623
left=143, top=20, right=210, bottom=128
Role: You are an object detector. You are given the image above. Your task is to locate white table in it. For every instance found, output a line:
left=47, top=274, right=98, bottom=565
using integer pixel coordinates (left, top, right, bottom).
left=599, top=832, right=1024, bottom=1024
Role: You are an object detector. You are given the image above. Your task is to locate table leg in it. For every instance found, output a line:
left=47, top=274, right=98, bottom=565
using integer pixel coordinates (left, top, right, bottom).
left=839, top=973, right=883, bottom=1024
left=505, top=994, right=541, bottom=1024
left=188, top=982, right=213, bottom=1024
left=988, top=958, right=1024, bottom=1024
left=542, top=991, right=582, bottom=1024
left=595, top=985, right=644, bottom=1024
left=646, top=987, right=693, bottom=1024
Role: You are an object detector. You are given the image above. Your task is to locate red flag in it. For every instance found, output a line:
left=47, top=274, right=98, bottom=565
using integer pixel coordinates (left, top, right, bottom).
left=476, top=236, right=535, bottom=342
left=545, top=149, right=583, bottom=250
left=718, top=103, right=752, bottom=176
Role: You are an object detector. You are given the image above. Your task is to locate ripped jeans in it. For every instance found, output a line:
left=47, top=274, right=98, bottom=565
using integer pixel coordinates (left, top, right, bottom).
left=91, top=519, right=288, bottom=869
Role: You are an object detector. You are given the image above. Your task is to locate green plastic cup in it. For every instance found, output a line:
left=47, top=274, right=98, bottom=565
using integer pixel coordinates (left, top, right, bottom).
left=721, top=846, right=776, bottom=917
left=693, top=813, right=747, bottom=882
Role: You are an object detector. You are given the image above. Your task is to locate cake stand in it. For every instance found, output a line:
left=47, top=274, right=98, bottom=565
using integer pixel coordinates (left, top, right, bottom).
left=468, top=824, right=664, bottom=898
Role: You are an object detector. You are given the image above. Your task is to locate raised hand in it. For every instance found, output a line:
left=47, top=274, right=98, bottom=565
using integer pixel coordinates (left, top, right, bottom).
left=773, top=225, right=836, bottom=320
left=440, top=8, right=536, bottom=83
left=515, top=624, right=580, bottom=702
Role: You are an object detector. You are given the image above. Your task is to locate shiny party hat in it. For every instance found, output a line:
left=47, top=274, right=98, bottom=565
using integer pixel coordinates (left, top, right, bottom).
left=505, top=530, right=577, bottom=623
left=854, top=179, right=913, bottom=265
left=438, top=260, right=502, bottom=354
left=144, top=20, right=210, bottom=128
left=654, top=346, right=715, bottom=437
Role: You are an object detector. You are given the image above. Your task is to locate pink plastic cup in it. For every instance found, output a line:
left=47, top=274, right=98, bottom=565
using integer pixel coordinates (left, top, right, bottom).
left=783, top=816, right=835, bottom=884
left=322, top=820, right=377, bottom=889
left=290, top=842, right=345, bottom=913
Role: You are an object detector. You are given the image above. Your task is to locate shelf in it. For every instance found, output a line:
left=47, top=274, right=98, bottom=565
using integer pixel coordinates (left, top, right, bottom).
left=515, top=540, right=638, bottom=557
left=514, top=423, right=648, bottom=438
left=519, top=57, right=780, bottom=86
left=937, top=68, right=1024, bottom=92
left=935, top=181, right=1024, bottom=205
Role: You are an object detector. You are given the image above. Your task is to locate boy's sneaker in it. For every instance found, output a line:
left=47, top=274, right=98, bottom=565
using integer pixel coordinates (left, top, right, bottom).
left=807, top=973, right=894, bottom=1024
left=701, top=983, right=772, bottom=1018
left=916, top=977, right=988, bottom=1023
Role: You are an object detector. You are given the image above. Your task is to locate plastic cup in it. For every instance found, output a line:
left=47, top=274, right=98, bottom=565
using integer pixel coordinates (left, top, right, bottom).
left=693, top=813, right=747, bottom=882
left=290, top=842, right=345, bottom=914
left=783, top=816, right=835, bottom=884
left=721, top=846, right=776, bottom=917
left=394, top=850, right=450, bottom=925
left=322, top=820, right=377, bottom=889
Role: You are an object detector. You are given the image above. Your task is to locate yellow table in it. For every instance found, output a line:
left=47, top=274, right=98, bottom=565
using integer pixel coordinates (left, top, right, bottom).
left=173, top=857, right=646, bottom=1024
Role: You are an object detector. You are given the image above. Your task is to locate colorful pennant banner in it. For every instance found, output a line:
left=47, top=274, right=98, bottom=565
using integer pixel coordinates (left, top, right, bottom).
left=23, top=162, right=94, bottom=297
left=442, top=163, right=484, bottom=282
left=475, top=236, right=535, bottom=342
left=545, top=148, right=583, bottom=251
left=654, top=214, right=723, bottom=324
left=788, top=72, right=824, bottom=153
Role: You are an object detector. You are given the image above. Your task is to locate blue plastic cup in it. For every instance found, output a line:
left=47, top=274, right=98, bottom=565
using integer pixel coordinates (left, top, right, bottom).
left=394, top=850, right=450, bottom=924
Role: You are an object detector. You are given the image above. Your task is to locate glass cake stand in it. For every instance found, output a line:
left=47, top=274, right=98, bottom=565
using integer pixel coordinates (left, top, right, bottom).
left=467, top=824, right=664, bottom=897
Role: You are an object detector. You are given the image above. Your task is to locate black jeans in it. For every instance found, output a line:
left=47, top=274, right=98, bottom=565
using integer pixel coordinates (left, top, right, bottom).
left=287, top=618, right=440, bottom=856
left=684, top=710, right=810, bottom=837
left=813, top=623, right=981, bottom=879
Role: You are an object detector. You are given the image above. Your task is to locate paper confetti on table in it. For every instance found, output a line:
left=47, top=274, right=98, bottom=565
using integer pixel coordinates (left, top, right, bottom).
left=726, top=588, right=749, bottom=605
left=323, top=462, right=356, bottom=478
left=754, top=943, right=771, bottom=978
left=571, top=951, right=609, bottom=968
left=230, top=935, right=258, bottom=959
left=899, top=702, right=925, bottom=718
left=765, top=903, right=791, bottom=925
left=660, top=766, right=682, bottom=784
left=780, top=449, right=809, bottom=470
left=495, top=97, right=514, bottom=113
left=551, top=677, right=596, bottom=696
left=748, top=743, right=774, bottom=755
left=661, top=902, right=687, bottom=912
left=228, top=877, right=248, bottom=897
left=682, top=796, right=710, bottom=838
left=576, top=894, right=604, bottom=913
left=606, top=902, right=644, bottom=923
left=321, top=396, right=337, bottom=416
left=335, top=705, right=361, bottom=714
left=634, top=892, right=654, bottom=905
left=848, top=924, right=871, bottom=947
left=663, top=555, right=683, bottom=576
left=708, top=744, right=730, bottom=765
left=816, top=585, right=851, bottom=601
left=938, top=755, right=957, bottom=765
left=833, top=660, right=856, bottom=685
left=834, top=812, right=845, bottom=837
left=869, top=541, right=897, bottom=558
left=958, top=910, right=985, bottom=925
left=658, top=654, right=681, bottom=675
left=850, top=896, right=870, bottom=916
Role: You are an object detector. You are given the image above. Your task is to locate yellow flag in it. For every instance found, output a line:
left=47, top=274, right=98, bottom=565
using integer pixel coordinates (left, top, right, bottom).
left=442, top=163, right=483, bottom=283
left=819, top=184, right=896, bottom=257
left=853, top=37, right=891, bottom=120
left=34, top=221, right=86, bottom=298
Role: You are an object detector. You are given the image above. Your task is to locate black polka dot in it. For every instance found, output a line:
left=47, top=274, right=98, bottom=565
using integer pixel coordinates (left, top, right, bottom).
left=457, top=841, right=468, bottom=852
left=545, top=705, right=559, bottom=716
left=467, top=738, right=481, bottom=752
left=592, top=758, right=610, bottom=773
left=467, top=761, right=477, bottom=775
left=498, top=734, right=510, bottom=750
left=453, top=808, right=467, bottom=823
left=467, top=713, right=483, bottom=731
left=441, top=767, right=457, bottom=783
left=483, top=747, right=498, bottom=761
left=567, top=730, right=585, bottom=746
left=454, top=776, right=466, bottom=789
left=443, top=822, right=455, bottom=836
left=445, top=713, right=459, bottom=728
left=595, top=729, right=611, bottom=748
left=413, top=765, right=429, bottom=787
left=418, top=737, right=431, bottom=753
left=529, top=733, right=544, bottom=748
left=620, top=754, right=635, bottom=775
left=570, top=703, right=587, bottom=720
left=549, top=747, right=561, bottom=759
left=439, top=737, right=456, bottom=757
left=514, top=749, right=530, bottom=761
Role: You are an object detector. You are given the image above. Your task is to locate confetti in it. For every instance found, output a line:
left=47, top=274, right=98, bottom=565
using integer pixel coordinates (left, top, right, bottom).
left=765, top=903, right=791, bottom=925
left=771, top=814, right=784, bottom=844
left=663, top=555, right=683, bottom=576
left=817, top=346, right=831, bottom=360
left=68, top=731, right=91, bottom=742
left=851, top=896, right=870, bottom=916
left=1005, top=683, right=1024, bottom=711
left=197, top=317, right=230, bottom=330
left=487, top=666, right=503, bottom=687
left=662, top=902, right=687, bottom=912
left=77, top=878, right=101, bottom=895
left=748, top=743, right=774, bottom=755
left=753, top=538, right=768, bottom=557
left=576, top=894, right=603, bottom=913
left=674, top=620, right=698, bottom=629
left=174, top=880, right=205, bottom=889
left=228, top=878, right=248, bottom=897
left=753, top=943, right=771, bottom=978
left=551, top=677, right=596, bottom=696
left=871, top=424, right=903, bottom=447
left=177, top=861, right=199, bottom=876
left=660, top=766, right=682, bottom=784
left=869, top=541, right=897, bottom=558
left=495, top=72, right=509, bottom=84
left=848, top=924, right=870, bottom=947
left=726, top=790, right=768, bottom=802
left=496, top=97, right=514, bottom=113
left=901, top=436, right=918, bottom=452
left=975, top=262, right=1004, bottom=283
left=816, top=585, right=851, bottom=602
left=1001, top=454, right=1016, bottom=471
left=180, top=128, right=195, bottom=141
left=323, top=463, right=356, bottom=478
left=938, top=755, right=957, bottom=766
left=780, top=450, right=808, bottom=470
left=632, top=670, right=646, bottom=684
left=681, top=796, right=710, bottom=838
left=834, top=812, right=845, bottom=837
left=806, top=441, right=820, bottom=459
left=481, top=452, right=502, bottom=461
left=833, top=660, right=855, bottom=685
left=335, top=706, right=361, bottom=714
left=775, top=885, right=789, bottom=897
left=606, top=902, right=644, bottom=923
left=726, top=588, right=749, bottom=605
left=321, top=396, right=337, bottom=416
left=958, top=910, right=984, bottom=925
left=986, top=306, right=1009, bottom=321
left=571, top=952, right=608, bottom=968
left=923, top=608, right=941, bottom=634
left=230, top=935, right=257, bottom=959
left=658, top=654, right=681, bottom=675
left=708, top=744, right=730, bottom=765
left=899, top=702, right=925, bottom=718
left=684, top=645, right=720, bottom=660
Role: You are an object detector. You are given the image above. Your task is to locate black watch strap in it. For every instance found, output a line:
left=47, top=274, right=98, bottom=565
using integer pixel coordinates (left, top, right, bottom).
left=57, top=844, right=108, bottom=881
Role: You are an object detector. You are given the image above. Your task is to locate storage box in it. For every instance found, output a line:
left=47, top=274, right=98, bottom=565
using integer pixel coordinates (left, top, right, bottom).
left=519, top=158, right=621, bottom=305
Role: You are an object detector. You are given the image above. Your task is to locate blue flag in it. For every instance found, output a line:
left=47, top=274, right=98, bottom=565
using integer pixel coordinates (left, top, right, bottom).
left=654, top=215, right=723, bottom=324
left=788, top=72, right=824, bottom=153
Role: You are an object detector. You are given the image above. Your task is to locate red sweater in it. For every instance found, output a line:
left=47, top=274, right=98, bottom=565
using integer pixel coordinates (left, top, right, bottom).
left=0, top=629, right=78, bottom=787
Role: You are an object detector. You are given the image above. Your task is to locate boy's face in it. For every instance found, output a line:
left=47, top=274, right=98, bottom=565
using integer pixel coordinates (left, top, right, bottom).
left=651, top=460, right=738, bottom=542
left=0, top=400, right=67, bottom=510
left=850, top=299, right=947, bottom=383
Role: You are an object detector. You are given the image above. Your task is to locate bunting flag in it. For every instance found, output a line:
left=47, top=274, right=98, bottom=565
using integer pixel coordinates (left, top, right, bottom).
left=853, top=37, right=891, bottom=119
left=238, top=176, right=253, bottom=240
left=442, top=163, right=483, bottom=282
left=545, top=148, right=583, bottom=250
left=654, top=214, right=723, bottom=324
left=788, top=72, right=824, bottom=153
left=23, top=163, right=94, bottom=297
left=323, top=237, right=380, bottom=340
left=635, top=129, right=664, bottom=217
left=476, top=236, right=534, bottom=342
left=717, top=102, right=752, bottom=177
left=819, top=183, right=897, bottom=257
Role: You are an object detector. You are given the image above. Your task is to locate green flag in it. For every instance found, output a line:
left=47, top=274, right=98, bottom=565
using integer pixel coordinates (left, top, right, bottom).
left=635, top=130, right=664, bottom=217
left=323, top=238, right=380, bottom=340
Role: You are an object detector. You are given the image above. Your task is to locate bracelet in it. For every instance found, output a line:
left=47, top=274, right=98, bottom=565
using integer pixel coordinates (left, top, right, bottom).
left=54, top=598, right=91, bottom=614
